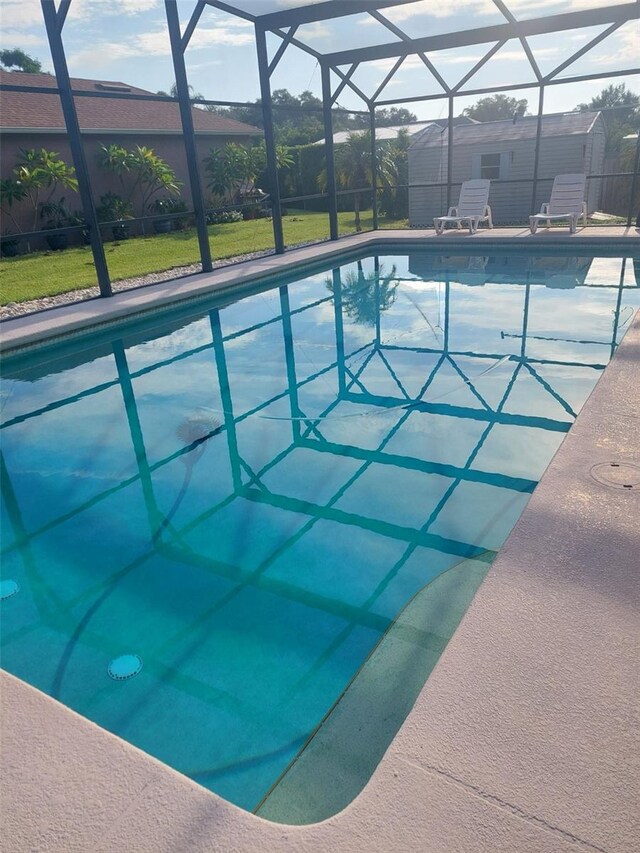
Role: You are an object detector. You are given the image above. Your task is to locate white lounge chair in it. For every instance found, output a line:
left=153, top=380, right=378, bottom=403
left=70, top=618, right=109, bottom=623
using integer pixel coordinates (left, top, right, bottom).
left=434, top=180, right=493, bottom=235
left=529, top=174, right=587, bottom=234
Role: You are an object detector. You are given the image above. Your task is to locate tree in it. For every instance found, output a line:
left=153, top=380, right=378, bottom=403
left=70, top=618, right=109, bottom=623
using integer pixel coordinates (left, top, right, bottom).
left=203, top=142, right=292, bottom=204
left=318, top=130, right=394, bottom=232
left=0, top=48, right=42, bottom=73
left=205, top=89, right=416, bottom=145
left=97, top=143, right=182, bottom=226
left=12, top=148, right=78, bottom=232
left=578, top=84, right=640, bottom=154
left=326, top=263, right=398, bottom=326
left=461, top=95, right=528, bottom=122
left=156, top=83, right=205, bottom=102
left=349, top=107, right=418, bottom=130
left=379, top=128, right=411, bottom=219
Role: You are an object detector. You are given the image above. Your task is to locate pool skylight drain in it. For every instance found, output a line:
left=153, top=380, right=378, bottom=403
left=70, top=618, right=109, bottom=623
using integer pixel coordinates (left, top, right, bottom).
left=590, top=462, right=640, bottom=491
left=108, top=654, right=143, bottom=681
left=0, top=580, right=19, bottom=600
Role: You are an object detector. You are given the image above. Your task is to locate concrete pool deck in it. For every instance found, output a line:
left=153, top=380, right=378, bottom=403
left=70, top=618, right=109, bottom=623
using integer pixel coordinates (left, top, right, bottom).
left=1, top=225, right=638, bottom=352
left=1, top=228, right=639, bottom=852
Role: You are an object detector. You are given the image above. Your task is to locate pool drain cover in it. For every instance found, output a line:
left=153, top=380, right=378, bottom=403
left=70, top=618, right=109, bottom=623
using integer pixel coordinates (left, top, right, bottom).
left=590, top=462, right=640, bottom=491
left=0, top=579, right=19, bottom=600
left=108, top=654, right=143, bottom=681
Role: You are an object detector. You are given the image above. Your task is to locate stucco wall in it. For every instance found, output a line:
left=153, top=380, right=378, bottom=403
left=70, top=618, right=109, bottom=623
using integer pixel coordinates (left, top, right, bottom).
left=1, top=131, right=253, bottom=237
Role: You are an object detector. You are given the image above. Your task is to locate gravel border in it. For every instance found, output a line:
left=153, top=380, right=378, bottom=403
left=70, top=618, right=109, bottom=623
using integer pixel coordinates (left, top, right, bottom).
left=0, top=248, right=279, bottom=321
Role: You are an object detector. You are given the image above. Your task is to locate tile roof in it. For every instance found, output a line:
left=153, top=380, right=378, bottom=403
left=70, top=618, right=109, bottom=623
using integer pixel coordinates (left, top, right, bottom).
left=0, top=71, right=261, bottom=136
left=410, top=111, right=601, bottom=148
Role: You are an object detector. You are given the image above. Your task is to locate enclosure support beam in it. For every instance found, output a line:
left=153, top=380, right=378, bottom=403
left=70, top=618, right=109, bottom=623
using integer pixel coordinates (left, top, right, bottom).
left=531, top=86, right=545, bottom=218
left=372, top=56, right=405, bottom=103
left=181, top=0, right=206, bottom=52
left=453, top=40, right=505, bottom=93
left=322, top=64, right=339, bottom=241
left=544, top=21, right=622, bottom=81
left=165, top=0, right=213, bottom=272
left=269, top=26, right=371, bottom=108
left=56, top=0, right=71, bottom=29
left=255, top=25, right=285, bottom=254
left=370, top=106, right=379, bottom=230
left=331, top=63, right=360, bottom=106
left=41, top=1, right=112, bottom=297
left=626, top=131, right=640, bottom=227
left=447, top=97, right=454, bottom=210
left=268, top=25, right=298, bottom=76
left=376, top=67, right=640, bottom=107
left=368, top=10, right=451, bottom=94
left=210, top=309, right=243, bottom=489
left=332, top=268, right=346, bottom=393
left=325, top=4, right=638, bottom=65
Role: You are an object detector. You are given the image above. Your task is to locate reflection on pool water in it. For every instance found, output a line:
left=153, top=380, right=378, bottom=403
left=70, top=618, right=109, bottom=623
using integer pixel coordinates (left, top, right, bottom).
left=1, top=250, right=638, bottom=821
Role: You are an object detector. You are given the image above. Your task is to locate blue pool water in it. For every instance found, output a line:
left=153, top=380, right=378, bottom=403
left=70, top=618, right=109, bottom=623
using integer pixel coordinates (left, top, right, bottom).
left=1, top=250, right=638, bottom=815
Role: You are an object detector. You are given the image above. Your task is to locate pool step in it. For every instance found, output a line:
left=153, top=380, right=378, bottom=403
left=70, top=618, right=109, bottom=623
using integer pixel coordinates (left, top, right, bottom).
left=256, top=551, right=495, bottom=825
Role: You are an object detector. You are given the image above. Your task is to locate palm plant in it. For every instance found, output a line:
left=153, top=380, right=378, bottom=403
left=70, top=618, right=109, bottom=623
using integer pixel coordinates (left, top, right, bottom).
left=318, top=131, right=393, bottom=232
left=12, top=148, right=78, bottom=232
left=0, top=177, right=28, bottom=234
left=203, top=142, right=292, bottom=205
left=97, top=143, right=182, bottom=229
left=327, top=262, right=398, bottom=326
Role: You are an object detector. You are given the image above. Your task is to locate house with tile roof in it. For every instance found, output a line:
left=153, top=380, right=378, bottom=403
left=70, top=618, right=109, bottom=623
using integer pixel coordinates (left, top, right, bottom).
left=408, top=111, right=606, bottom=226
left=0, top=70, right=261, bottom=232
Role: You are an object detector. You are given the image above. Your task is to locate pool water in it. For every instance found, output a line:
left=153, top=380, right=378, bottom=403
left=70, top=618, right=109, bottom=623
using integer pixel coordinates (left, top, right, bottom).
left=1, top=250, right=638, bottom=819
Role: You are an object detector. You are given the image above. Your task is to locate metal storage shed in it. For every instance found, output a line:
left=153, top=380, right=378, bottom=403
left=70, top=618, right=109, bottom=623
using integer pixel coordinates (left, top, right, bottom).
left=408, top=110, right=606, bottom=226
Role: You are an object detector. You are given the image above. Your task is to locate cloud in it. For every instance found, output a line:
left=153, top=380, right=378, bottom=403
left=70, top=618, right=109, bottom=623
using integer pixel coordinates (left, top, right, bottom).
left=0, top=0, right=45, bottom=31
left=0, top=30, right=47, bottom=48
left=360, top=1, right=497, bottom=25
left=68, top=23, right=254, bottom=68
left=360, top=0, right=636, bottom=26
left=588, top=27, right=639, bottom=67
left=66, top=0, right=161, bottom=21
left=370, top=45, right=561, bottom=73
left=298, top=22, right=331, bottom=40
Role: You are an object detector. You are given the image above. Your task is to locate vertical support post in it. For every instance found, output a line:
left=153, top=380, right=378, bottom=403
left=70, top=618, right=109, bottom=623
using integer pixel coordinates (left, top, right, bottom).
left=279, top=286, right=301, bottom=440
left=443, top=277, right=450, bottom=353
left=209, top=309, right=242, bottom=489
left=41, top=1, right=111, bottom=297
left=521, top=284, right=531, bottom=360
left=626, top=131, right=640, bottom=227
left=446, top=96, right=454, bottom=209
left=610, top=258, right=626, bottom=359
left=531, top=85, right=545, bottom=219
left=373, top=255, right=381, bottom=347
left=255, top=25, right=285, bottom=254
left=112, top=341, right=163, bottom=534
left=332, top=268, right=346, bottom=394
left=370, top=106, right=378, bottom=230
left=165, top=0, right=212, bottom=272
left=322, top=63, right=339, bottom=240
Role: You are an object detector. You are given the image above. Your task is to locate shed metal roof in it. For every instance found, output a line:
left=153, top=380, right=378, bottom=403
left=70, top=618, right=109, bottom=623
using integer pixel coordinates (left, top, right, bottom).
left=409, top=111, right=602, bottom=148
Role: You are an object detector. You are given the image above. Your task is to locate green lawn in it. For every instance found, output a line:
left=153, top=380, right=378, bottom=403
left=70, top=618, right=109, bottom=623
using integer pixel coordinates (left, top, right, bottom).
left=0, top=210, right=407, bottom=305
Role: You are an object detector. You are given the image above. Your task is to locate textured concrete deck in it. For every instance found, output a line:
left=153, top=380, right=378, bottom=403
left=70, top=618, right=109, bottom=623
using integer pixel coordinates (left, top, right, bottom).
left=1, top=230, right=639, bottom=852
left=1, top=226, right=638, bottom=352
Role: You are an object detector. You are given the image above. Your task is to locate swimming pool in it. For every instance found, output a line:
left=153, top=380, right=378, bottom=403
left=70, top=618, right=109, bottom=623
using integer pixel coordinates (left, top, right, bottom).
left=1, top=249, right=638, bottom=823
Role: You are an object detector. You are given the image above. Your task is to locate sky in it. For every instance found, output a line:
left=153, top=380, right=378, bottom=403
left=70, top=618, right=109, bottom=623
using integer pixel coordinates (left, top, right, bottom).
left=0, top=0, right=638, bottom=122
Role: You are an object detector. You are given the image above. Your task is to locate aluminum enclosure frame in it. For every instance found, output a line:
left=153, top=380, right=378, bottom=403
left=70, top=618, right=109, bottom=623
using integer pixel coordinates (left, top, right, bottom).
left=0, top=0, right=637, bottom=297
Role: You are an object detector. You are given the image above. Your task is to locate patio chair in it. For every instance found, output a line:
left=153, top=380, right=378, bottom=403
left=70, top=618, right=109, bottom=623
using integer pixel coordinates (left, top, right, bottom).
left=456, top=255, right=489, bottom=286
left=529, top=173, right=587, bottom=234
left=434, top=180, right=493, bottom=235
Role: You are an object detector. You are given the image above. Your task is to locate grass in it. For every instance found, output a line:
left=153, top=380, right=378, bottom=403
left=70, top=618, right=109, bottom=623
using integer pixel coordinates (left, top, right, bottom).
left=0, top=209, right=407, bottom=305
